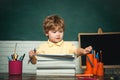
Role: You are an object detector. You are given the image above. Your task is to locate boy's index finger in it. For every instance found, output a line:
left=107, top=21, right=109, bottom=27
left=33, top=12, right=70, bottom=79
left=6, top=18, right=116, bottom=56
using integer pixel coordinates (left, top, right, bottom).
left=34, top=48, right=36, bottom=53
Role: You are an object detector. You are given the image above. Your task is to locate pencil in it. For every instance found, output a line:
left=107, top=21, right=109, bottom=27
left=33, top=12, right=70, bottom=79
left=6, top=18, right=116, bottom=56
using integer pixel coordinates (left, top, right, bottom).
left=76, top=74, right=93, bottom=77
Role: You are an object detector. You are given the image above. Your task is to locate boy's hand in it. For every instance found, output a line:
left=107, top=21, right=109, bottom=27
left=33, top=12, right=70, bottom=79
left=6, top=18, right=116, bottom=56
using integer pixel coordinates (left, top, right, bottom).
left=83, top=46, right=92, bottom=55
left=29, top=50, right=35, bottom=58
left=28, top=50, right=37, bottom=64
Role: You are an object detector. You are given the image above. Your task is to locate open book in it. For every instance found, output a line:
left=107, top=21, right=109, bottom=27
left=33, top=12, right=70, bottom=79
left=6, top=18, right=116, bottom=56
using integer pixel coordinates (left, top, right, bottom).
left=36, top=53, right=75, bottom=58
left=36, top=53, right=75, bottom=61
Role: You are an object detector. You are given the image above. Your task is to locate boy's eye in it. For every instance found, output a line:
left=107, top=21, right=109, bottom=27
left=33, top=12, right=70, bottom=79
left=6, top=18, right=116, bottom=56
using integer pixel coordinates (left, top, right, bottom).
left=59, top=31, right=63, bottom=33
left=51, top=30, right=63, bottom=33
left=52, top=31, right=56, bottom=33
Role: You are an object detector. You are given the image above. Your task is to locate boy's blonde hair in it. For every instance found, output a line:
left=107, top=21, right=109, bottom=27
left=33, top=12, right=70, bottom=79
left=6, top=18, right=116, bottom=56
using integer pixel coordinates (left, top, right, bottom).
left=43, top=15, right=65, bottom=34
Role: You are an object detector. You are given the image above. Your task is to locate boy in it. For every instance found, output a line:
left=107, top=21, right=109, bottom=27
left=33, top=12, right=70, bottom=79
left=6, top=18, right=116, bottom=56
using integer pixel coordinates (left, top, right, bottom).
left=29, top=14, right=92, bottom=64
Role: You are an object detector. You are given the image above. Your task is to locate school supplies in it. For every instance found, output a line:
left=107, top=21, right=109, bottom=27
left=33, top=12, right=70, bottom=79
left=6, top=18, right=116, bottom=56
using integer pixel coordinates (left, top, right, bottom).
left=9, top=60, right=22, bottom=75
left=93, top=51, right=99, bottom=75
left=76, top=73, right=93, bottom=77
left=8, top=43, right=25, bottom=75
left=7, top=43, right=25, bottom=61
left=7, top=56, right=13, bottom=61
left=84, top=49, right=104, bottom=76
left=8, top=53, right=25, bottom=75
left=84, top=50, right=94, bottom=74
left=86, top=56, right=94, bottom=68
left=96, top=50, right=104, bottom=76
left=8, top=54, right=25, bottom=61
left=18, top=54, right=25, bottom=61
left=36, top=53, right=75, bottom=76
left=13, top=43, right=18, bottom=61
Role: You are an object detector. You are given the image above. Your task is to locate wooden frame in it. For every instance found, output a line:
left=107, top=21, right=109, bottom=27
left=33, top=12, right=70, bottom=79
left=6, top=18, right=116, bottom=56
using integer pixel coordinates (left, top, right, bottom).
left=78, top=32, right=120, bottom=68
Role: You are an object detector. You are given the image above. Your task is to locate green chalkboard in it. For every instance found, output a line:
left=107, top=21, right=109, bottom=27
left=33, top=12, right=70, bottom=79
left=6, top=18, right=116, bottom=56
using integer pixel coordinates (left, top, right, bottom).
left=0, top=0, right=120, bottom=41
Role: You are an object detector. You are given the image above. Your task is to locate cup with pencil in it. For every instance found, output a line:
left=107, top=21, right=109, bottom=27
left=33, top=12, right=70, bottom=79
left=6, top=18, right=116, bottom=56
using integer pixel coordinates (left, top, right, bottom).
left=8, top=43, right=25, bottom=75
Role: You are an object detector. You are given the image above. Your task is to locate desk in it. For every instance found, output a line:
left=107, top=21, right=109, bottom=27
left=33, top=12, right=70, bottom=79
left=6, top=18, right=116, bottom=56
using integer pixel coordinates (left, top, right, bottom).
left=1, top=73, right=75, bottom=80
left=0, top=73, right=119, bottom=80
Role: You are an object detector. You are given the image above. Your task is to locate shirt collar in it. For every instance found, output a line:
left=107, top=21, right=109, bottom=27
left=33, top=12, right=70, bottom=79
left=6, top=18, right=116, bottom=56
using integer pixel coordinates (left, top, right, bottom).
left=48, top=40, right=64, bottom=47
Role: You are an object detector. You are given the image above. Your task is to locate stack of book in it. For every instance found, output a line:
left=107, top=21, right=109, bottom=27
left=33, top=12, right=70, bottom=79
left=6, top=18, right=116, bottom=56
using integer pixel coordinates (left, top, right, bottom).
left=36, top=54, right=76, bottom=76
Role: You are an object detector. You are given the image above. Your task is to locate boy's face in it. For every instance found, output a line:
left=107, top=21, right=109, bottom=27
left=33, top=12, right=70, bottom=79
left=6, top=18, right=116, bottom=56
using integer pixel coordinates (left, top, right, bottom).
left=46, top=28, right=64, bottom=43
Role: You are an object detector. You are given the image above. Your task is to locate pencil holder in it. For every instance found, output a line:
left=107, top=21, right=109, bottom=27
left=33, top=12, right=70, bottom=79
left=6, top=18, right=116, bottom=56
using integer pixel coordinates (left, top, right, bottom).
left=93, top=58, right=98, bottom=75
left=9, top=61, right=22, bottom=75
left=84, top=54, right=94, bottom=74
left=96, top=62, right=104, bottom=76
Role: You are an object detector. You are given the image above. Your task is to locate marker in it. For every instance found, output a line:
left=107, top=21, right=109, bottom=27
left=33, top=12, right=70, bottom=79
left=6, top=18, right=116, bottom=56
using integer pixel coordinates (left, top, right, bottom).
left=96, top=52, right=99, bottom=59
left=19, top=54, right=25, bottom=61
left=22, top=54, right=25, bottom=60
left=7, top=56, right=12, bottom=61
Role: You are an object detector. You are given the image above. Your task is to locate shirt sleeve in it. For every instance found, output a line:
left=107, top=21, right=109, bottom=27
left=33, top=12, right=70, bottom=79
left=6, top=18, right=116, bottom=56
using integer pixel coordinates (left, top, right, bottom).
left=69, top=43, right=77, bottom=54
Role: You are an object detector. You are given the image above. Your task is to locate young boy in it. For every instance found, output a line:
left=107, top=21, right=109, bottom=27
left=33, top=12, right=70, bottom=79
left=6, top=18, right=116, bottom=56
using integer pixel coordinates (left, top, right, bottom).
left=29, top=14, right=92, bottom=64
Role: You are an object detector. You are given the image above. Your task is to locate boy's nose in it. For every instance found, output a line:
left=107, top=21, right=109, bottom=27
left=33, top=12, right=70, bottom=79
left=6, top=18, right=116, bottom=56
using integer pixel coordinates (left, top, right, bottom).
left=56, top=32, right=60, bottom=35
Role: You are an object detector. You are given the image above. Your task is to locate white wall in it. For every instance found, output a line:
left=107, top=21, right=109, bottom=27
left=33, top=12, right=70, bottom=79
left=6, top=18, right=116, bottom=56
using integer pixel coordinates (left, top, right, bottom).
left=0, top=41, right=82, bottom=74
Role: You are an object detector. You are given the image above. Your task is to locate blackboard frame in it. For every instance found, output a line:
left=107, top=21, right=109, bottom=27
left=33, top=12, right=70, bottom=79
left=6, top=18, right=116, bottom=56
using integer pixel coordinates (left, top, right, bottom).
left=78, top=32, right=120, bottom=68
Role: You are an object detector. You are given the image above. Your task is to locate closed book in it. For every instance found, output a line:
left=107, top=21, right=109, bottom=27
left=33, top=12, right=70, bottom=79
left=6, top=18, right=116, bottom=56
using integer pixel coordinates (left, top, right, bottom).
left=36, top=68, right=75, bottom=74
left=36, top=60, right=75, bottom=69
left=36, top=68, right=75, bottom=76
left=36, top=53, right=76, bottom=76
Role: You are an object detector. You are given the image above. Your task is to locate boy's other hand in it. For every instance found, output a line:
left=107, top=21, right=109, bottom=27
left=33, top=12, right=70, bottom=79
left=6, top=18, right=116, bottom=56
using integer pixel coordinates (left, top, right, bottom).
left=29, top=50, right=35, bottom=57
left=83, top=46, right=92, bottom=55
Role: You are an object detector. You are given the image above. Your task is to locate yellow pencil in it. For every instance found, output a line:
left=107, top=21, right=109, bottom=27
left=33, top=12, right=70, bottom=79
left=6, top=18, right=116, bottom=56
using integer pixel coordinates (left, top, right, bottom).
left=13, top=43, right=18, bottom=61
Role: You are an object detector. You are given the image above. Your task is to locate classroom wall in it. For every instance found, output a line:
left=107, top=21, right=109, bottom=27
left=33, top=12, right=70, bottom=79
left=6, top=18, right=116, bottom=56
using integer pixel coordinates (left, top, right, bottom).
left=0, top=41, right=82, bottom=74
left=0, top=0, right=120, bottom=41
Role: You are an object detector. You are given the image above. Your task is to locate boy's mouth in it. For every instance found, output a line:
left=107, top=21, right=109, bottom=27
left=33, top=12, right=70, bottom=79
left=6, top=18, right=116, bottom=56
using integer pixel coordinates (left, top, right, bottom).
left=56, top=38, right=60, bottom=39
